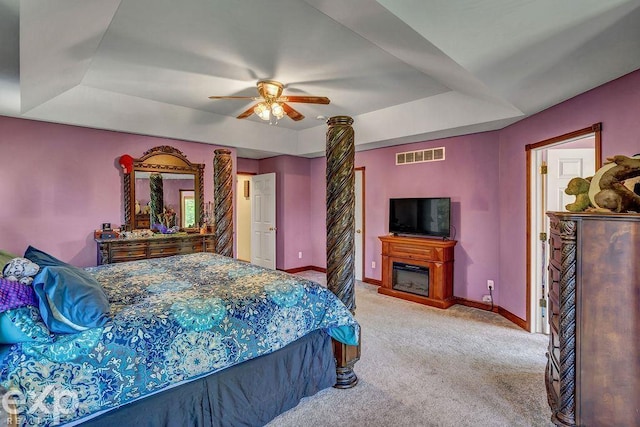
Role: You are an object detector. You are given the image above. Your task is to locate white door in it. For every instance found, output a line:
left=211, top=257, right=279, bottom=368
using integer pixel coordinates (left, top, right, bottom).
left=547, top=148, right=596, bottom=213
left=532, top=147, right=595, bottom=333
left=355, top=169, right=364, bottom=281
left=250, top=173, right=276, bottom=269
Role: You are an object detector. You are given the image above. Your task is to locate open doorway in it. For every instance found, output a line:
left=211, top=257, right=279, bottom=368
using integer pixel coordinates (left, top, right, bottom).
left=526, top=124, right=601, bottom=333
left=355, top=168, right=365, bottom=281
left=236, top=173, right=253, bottom=262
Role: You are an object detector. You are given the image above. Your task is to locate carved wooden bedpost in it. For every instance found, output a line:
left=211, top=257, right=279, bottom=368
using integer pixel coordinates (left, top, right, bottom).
left=326, top=115, right=360, bottom=388
left=214, top=148, right=233, bottom=257
left=149, top=173, right=164, bottom=228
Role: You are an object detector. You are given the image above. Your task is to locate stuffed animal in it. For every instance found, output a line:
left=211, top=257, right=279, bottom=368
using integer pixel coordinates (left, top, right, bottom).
left=564, top=176, right=592, bottom=212
left=2, top=257, right=40, bottom=285
left=592, top=155, right=640, bottom=213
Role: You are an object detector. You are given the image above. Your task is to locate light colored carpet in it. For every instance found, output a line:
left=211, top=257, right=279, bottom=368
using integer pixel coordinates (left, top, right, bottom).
left=268, top=272, right=553, bottom=427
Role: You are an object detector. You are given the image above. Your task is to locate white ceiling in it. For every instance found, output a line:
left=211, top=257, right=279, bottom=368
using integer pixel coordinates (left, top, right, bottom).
left=2, top=0, right=640, bottom=158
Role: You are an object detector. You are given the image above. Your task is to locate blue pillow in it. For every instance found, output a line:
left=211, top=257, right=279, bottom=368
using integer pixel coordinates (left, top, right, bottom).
left=32, top=265, right=110, bottom=334
left=0, top=306, right=52, bottom=344
left=24, top=245, right=67, bottom=268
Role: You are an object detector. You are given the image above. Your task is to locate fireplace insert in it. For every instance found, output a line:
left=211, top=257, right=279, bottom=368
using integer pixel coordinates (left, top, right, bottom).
left=392, top=262, right=429, bottom=297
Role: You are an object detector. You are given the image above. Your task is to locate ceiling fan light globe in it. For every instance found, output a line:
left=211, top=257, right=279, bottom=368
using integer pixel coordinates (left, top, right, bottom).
left=254, top=103, right=270, bottom=120
left=271, top=102, right=285, bottom=119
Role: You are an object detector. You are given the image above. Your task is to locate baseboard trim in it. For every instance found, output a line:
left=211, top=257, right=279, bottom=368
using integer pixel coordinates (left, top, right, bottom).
left=454, top=297, right=498, bottom=313
left=283, top=265, right=326, bottom=274
left=454, top=297, right=527, bottom=330
left=362, top=277, right=382, bottom=286
left=281, top=269, right=528, bottom=330
left=498, top=306, right=527, bottom=330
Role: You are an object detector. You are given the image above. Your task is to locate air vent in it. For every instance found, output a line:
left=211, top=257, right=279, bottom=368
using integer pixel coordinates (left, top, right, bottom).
left=395, top=147, right=445, bottom=165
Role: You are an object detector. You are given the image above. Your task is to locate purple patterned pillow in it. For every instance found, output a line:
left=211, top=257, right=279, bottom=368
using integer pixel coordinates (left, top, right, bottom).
left=0, top=278, right=38, bottom=313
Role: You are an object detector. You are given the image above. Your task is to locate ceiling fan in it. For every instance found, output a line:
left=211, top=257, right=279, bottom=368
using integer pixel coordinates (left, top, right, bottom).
left=208, top=80, right=330, bottom=122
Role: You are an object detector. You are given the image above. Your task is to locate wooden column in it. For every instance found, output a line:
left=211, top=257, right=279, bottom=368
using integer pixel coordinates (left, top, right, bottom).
left=214, top=149, right=233, bottom=257
left=123, top=173, right=132, bottom=230
left=149, top=173, right=164, bottom=228
left=326, top=115, right=360, bottom=388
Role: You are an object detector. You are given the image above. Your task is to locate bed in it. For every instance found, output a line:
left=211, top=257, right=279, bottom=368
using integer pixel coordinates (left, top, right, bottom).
left=0, top=252, right=359, bottom=427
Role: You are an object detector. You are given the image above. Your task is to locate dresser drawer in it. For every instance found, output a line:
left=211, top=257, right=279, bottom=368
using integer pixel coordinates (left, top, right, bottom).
left=549, top=328, right=561, bottom=369
left=548, top=263, right=561, bottom=303
left=110, top=243, right=147, bottom=261
left=385, top=242, right=444, bottom=262
left=148, top=244, right=180, bottom=257
left=547, top=355, right=560, bottom=401
left=177, top=242, right=204, bottom=253
left=549, top=241, right=564, bottom=269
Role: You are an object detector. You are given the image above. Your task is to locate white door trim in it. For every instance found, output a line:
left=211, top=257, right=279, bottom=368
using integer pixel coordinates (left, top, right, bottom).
left=529, top=137, right=596, bottom=333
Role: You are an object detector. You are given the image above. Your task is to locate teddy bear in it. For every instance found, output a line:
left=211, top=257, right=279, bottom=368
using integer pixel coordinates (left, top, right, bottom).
left=564, top=176, right=592, bottom=212
left=2, top=257, right=40, bottom=285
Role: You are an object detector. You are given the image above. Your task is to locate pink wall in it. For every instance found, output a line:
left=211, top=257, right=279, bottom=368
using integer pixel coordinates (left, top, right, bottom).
left=0, top=116, right=235, bottom=267
left=497, top=69, right=640, bottom=319
left=308, top=133, right=501, bottom=304
left=237, top=157, right=260, bottom=174
left=3, top=69, right=638, bottom=316
left=257, top=156, right=313, bottom=270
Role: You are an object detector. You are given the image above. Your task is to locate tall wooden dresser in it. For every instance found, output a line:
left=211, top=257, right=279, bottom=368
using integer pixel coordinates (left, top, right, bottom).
left=546, top=212, right=640, bottom=426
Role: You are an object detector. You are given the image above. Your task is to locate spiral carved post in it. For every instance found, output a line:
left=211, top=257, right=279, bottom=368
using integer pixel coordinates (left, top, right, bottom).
left=149, top=173, right=164, bottom=228
left=326, top=115, right=360, bottom=389
left=557, top=219, right=577, bottom=426
left=123, top=173, right=132, bottom=230
left=214, top=149, right=233, bottom=257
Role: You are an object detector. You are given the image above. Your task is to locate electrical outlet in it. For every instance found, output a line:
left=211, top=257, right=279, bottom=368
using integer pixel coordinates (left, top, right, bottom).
left=482, top=295, right=492, bottom=303
left=371, top=261, right=376, bottom=269
left=487, top=280, right=495, bottom=290
left=298, top=251, right=302, bottom=259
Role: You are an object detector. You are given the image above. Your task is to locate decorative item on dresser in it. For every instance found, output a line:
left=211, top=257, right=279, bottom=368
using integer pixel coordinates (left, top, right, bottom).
left=95, top=233, right=216, bottom=265
left=546, top=212, right=640, bottom=427
left=378, top=234, right=456, bottom=308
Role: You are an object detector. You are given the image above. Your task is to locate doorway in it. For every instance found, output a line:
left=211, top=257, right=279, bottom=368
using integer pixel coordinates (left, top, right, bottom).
left=355, top=168, right=365, bottom=281
left=236, top=173, right=253, bottom=262
left=526, top=124, right=601, bottom=333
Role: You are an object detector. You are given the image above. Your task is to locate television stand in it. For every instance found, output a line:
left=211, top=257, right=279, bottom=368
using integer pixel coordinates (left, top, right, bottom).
left=378, top=235, right=456, bottom=309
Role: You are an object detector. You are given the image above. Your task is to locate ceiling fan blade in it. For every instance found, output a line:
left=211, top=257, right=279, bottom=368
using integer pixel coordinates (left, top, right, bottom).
left=279, top=95, right=330, bottom=105
left=237, top=104, right=258, bottom=119
left=208, top=95, right=257, bottom=100
left=282, top=103, right=305, bottom=121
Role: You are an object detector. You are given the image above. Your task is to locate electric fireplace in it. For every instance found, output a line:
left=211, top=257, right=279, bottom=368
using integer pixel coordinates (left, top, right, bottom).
left=392, top=262, right=429, bottom=297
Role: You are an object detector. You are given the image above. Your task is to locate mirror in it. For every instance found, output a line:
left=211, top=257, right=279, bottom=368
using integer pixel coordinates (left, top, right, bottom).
left=122, top=146, right=204, bottom=232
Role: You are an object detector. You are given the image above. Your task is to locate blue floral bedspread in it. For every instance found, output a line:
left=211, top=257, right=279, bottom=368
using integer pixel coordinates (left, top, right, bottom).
left=0, top=253, right=359, bottom=426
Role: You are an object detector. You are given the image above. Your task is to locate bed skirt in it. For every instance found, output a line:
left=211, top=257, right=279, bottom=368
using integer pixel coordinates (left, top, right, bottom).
left=77, top=329, right=336, bottom=427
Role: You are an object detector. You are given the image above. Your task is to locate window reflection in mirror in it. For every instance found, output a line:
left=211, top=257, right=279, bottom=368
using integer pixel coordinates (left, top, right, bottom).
left=180, top=190, right=196, bottom=228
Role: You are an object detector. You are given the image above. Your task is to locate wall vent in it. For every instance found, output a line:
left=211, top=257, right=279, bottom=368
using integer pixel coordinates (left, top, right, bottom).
left=395, top=147, right=445, bottom=165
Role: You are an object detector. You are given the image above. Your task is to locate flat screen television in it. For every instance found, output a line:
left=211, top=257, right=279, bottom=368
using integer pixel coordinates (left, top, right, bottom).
left=389, top=197, right=451, bottom=238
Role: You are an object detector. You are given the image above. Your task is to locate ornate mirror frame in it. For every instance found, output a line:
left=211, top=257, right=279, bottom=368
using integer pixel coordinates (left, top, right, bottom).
left=121, top=146, right=204, bottom=231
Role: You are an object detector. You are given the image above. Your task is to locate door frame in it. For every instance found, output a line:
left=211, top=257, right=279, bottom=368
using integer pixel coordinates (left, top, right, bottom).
left=525, top=123, right=601, bottom=332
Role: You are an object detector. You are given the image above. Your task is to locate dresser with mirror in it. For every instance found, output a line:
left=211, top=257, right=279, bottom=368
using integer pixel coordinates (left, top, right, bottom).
left=96, top=145, right=216, bottom=265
